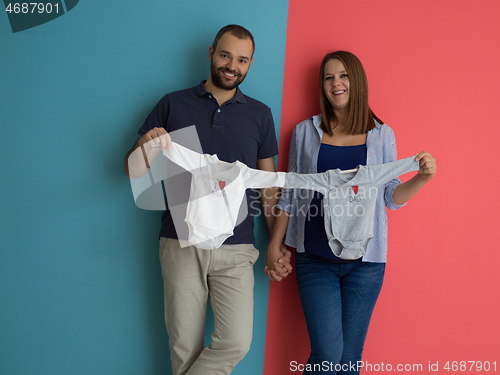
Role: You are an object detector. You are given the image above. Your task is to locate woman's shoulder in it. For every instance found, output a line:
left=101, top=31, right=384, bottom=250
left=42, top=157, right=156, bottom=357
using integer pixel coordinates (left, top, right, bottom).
left=371, top=119, right=393, bottom=131
left=296, top=114, right=319, bottom=126
left=369, top=120, right=396, bottom=139
left=293, top=114, right=321, bottom=134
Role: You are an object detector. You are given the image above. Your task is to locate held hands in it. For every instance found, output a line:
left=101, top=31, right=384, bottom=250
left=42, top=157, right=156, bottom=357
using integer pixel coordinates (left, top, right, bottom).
left=415, top=151, right=437, bottom=182
left=264, top=242, right=293, bottom=282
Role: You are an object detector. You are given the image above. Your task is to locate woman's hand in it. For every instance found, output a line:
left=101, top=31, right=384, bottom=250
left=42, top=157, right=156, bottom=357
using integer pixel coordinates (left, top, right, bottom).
left=415, top=151, right=437, bottom=183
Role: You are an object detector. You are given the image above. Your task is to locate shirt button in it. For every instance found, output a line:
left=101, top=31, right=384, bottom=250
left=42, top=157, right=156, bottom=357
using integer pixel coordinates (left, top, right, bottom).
left=217, top=109, right=221, bottom=113
left=209, top=95, right=212, bottom=99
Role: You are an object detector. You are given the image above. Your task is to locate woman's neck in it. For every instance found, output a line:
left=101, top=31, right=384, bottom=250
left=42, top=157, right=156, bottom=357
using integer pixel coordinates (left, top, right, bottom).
left=330, top=109, right=349, bottom=133
left=325, top=111, right=366, bottom=146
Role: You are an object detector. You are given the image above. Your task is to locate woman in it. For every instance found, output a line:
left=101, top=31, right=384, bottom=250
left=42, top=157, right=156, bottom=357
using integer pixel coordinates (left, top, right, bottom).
left=266, top=51, right=436, bottom=374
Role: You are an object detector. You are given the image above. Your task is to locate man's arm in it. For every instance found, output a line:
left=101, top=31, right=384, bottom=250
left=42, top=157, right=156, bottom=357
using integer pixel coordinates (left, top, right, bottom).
left=257, top=157, right=292, bottom=281
left=265, top=209, right=292, bottom=281
left=256, top=157, right=280, bottom=232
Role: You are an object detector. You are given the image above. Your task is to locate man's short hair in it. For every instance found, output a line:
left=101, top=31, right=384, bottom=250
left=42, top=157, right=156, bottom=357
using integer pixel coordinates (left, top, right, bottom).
left=211, top=25, right=255, bottom=55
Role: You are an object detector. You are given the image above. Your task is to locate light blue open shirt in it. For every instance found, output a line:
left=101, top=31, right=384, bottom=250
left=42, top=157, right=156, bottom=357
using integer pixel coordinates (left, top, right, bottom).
left=277, top=114, right=407, bottom=263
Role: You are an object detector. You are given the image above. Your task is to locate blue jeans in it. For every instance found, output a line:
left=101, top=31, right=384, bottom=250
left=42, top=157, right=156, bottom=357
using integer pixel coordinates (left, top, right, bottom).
left=295, top=253, right=386, bottom=375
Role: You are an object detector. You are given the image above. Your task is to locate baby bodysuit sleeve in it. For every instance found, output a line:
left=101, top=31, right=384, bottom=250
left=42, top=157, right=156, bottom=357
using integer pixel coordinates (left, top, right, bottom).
left=368, top=156, right=420, bottom=187
left=283, top=172, right=329, bottom=195
left=240, top=164, right=287, bottom=189
left=162, top=142, right=210, bottom=171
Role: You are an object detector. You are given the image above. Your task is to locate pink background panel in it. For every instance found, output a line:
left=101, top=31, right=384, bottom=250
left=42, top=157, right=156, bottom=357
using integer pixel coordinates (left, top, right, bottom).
left=265, top=0, right=500, bottom=373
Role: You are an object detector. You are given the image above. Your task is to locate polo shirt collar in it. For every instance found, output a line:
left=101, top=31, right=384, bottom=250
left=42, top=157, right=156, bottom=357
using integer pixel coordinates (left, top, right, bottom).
left=195, top=81, right=247, bottom=104
left=231, top=86, right=246, bottom=103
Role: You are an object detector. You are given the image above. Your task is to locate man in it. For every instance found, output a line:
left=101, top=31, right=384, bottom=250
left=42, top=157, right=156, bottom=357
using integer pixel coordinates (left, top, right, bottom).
left=124, top=25, right=291, bottom=375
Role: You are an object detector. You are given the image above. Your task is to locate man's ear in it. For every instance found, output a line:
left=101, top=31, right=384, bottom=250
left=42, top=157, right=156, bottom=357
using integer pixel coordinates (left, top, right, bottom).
left=208, top=46, right=214, bottom=61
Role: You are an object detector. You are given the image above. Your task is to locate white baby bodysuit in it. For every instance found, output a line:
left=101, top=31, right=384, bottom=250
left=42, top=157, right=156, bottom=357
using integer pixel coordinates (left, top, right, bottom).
left=284, top=156, right=419, bottom=259
left=163, top=142, right=286, bottom=250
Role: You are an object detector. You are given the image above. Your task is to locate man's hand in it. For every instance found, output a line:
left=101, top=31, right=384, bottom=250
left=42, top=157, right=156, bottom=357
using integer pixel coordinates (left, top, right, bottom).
left=125, top=127, right=172, bottom=178
left=139, top=127, right=172, bottom=151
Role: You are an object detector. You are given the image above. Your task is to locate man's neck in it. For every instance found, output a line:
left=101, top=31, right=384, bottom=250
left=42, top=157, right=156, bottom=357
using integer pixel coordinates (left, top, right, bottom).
left=204, top=78, right=237, bottom=106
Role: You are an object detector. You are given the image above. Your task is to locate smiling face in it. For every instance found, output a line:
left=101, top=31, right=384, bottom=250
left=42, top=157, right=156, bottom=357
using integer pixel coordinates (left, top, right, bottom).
left=323, top=58, right=350, bottom=112
left=208, top=32, right=254, bottom=91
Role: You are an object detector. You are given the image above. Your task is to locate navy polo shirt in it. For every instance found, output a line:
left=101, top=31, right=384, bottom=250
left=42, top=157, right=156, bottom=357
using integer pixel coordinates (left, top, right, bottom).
left=138, top=81, right=278, bottom=244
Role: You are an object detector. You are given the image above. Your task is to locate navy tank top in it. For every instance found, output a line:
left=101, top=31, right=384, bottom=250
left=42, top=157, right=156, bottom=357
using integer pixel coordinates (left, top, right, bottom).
left=304, top=143, right=367, bottom=261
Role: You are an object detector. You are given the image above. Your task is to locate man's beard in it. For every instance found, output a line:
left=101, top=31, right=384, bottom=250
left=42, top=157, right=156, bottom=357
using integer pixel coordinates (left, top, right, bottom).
left=210, top=61, right=247, bottom=90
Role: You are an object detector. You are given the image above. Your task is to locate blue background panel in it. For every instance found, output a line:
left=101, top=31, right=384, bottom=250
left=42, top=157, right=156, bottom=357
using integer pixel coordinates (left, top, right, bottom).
left=0, top=1, right=288, bottom=374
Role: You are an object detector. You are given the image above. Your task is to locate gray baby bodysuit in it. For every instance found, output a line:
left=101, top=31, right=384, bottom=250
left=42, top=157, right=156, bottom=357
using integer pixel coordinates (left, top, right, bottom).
left=284, top=156, right=420, bottom=259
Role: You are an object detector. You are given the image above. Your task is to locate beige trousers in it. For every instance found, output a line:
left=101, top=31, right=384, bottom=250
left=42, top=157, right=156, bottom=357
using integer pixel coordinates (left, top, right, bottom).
left=159, top=238, right=259, bottom=375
